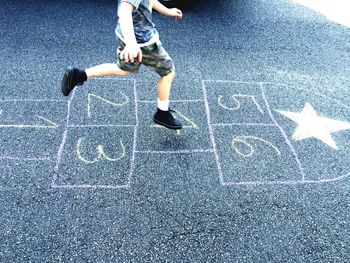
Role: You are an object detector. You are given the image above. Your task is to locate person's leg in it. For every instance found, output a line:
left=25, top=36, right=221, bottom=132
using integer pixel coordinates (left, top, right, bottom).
left=157, top=71, right=175, bottom=111
left=85, top=63, right=128, bottom=78
left=61, top=63, right=129, bottom=97
left=153, top=71, right=182, bottom=130
left=141, top=41, right=182, bottom=129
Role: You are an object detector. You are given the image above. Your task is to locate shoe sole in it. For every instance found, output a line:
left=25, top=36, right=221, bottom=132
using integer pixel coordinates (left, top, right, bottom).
left=153, top=118, right=182, bottom=130
left=61, top=67, right=74, bottom=96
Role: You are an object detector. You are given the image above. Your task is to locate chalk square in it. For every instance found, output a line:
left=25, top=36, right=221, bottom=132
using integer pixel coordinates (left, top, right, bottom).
left=68, top=78, right=137, bottom=126
left=136, top=101, right=212, bottom=152
left=0, top=100, right=67, bottom=129
left=203, top=81, right=273, bottom=125
left=0, top=99, right=66, bottom=159
left=54, top=127, right=135, bottom=187
left=213, top=125, right=302, bottom=184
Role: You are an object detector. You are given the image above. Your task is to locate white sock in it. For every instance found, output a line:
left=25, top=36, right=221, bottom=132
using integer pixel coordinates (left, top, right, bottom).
left=157, top=98, right=169, bottom=111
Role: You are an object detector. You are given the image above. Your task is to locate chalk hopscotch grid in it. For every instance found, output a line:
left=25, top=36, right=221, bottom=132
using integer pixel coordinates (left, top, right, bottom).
left=0, top=79, right=348, bottom=189
left=0, top=78, right=348, bottom=189
left=202, top=80, right=350, bottom=186
left=53, top=79, right=350, bottom=188
left=52, top=78, right=139, bottom=189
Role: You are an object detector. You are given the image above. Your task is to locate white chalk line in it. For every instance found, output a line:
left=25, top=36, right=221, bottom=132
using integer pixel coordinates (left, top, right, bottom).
left=222, top=172, right=350, bottom=186
left=212, top=123, right=277, bottom=127
left=52, top=89, right=75, bottom=186
left=51, top=183, right=130, bottom=189
left=0, top=124, right=57, bottom=129
left=0, top=115, right=59, bottom=129
left=202, top=79, right=264, bottom=85
left=68, top=124, right=136, bottom=128
left=126, top=79, right=139, bottom=187
left=138, top=150, right=213, bottom=154
left=202, top=79, right=291, bottom=86
left=0, top=156, right=51, bottom=161
left=201, top=81, right=225, bottom=185
left=133, top=79, right=139, bottom=128
left=260, top=84, right=306, bottom=181
left=0, top=99, right=66, bottom=102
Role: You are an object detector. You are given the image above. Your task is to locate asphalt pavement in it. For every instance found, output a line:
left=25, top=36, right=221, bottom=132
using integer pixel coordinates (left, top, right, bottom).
left=1, top=0, right=350, bottom=261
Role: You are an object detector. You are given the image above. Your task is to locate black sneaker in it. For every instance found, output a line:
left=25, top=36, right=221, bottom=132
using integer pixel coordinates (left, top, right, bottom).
left=61, top=67, right=87, bottom=96
left=153, top=108, right=183, bottom=130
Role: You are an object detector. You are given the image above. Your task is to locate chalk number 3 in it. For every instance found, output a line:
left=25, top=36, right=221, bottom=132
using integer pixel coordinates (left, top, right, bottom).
left=76, top=137, right=125, bottom=164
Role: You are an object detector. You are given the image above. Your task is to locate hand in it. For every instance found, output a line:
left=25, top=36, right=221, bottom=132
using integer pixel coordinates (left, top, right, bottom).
left=119, top=44, right=142, bottom=63
left=167, top=8, right=183, bottom=20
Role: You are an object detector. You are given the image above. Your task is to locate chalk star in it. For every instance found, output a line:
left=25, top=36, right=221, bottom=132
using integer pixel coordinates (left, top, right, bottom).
left=275, top=102, right=350, bottom=150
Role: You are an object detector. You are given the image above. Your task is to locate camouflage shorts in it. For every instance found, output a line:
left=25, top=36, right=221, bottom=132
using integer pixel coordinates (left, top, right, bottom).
left=117, top=40, right=175, bottom=77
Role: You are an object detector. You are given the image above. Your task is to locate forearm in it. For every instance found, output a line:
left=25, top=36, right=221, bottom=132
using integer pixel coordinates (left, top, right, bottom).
left=118, top=2, right=138, bottom=45
left=152, top=0, right=171, bottom=16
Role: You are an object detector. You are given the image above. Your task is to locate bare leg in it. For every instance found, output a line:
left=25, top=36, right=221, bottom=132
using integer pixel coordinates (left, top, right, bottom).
left=85, top=63, right=128, bottom=78
left=157, top=71, right=175, bottom=101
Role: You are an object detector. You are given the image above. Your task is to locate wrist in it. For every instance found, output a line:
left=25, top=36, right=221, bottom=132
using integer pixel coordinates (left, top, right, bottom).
left=164, top=8, right=172, bottom=16
left=125, top=41, right=138, bottom=47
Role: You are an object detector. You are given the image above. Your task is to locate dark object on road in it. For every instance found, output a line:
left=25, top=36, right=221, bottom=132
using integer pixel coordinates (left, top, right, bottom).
left=61, top=67, right=87, bottom=97
left=153, top=109, right=183, bottom=130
